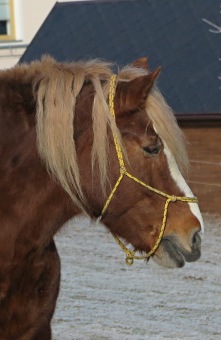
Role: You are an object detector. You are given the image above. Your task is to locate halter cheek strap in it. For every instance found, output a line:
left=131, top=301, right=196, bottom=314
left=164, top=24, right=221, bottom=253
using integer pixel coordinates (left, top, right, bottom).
left=98, top=74, right=198, bottom=266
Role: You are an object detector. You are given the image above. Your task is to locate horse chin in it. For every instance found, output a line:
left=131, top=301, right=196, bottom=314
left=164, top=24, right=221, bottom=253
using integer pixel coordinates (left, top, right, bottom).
left=152, top=236, right=201, bottom=269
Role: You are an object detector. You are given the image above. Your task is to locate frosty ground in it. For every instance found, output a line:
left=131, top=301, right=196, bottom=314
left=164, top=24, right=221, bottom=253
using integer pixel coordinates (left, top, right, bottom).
left=52, top=214, right=221, bottom=340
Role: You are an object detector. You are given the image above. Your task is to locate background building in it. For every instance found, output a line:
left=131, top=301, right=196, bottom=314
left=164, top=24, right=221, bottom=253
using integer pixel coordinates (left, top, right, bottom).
left=0, top=0, right=80, bottom=69
left=20, top=0, right=221, bottom=115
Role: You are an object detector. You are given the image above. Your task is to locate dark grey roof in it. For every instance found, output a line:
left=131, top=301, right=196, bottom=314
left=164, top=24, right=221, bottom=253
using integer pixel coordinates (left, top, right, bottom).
left=20, top=0, right=221, bottom=114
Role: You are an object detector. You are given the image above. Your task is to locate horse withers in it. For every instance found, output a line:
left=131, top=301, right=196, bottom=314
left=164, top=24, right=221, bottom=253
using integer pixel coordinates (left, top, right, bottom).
left=0, top=56, right=203, bottom=339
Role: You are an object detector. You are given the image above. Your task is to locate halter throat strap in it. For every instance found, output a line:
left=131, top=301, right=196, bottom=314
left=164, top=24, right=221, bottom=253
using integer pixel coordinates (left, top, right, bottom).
left=98, top=74, right=198, bottom=266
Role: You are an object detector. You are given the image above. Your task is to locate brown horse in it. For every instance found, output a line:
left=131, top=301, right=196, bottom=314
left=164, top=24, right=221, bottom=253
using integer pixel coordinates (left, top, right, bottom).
left=0, top=56, right=203, bottom=339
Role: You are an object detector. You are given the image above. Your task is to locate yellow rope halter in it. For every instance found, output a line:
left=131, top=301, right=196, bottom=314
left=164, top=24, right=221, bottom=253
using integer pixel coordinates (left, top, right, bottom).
left=98, top=74, right=198, bottom=266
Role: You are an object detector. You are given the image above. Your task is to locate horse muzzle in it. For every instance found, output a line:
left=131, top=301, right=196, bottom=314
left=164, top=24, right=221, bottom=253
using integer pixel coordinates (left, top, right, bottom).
left=153, top=231, right=201, bottom=268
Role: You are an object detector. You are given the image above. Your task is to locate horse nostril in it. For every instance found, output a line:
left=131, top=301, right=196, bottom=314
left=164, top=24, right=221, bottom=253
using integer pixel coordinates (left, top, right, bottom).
left=192, top=231, right=201, bottom=248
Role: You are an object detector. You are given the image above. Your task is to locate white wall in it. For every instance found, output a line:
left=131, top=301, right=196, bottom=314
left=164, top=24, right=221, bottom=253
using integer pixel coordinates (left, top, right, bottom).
left=15, top=0, right=55, bottom=43
left=0, top=0, right=88, bottom=69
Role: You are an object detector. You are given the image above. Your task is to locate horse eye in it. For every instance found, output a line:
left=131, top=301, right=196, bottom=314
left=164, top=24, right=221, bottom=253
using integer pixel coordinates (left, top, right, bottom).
left=143, top=146, right=159, bottom=155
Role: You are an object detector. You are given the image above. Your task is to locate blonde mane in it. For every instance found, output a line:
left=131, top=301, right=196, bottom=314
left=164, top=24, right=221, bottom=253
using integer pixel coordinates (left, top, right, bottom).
left=22, top=56, right=188, bottom=208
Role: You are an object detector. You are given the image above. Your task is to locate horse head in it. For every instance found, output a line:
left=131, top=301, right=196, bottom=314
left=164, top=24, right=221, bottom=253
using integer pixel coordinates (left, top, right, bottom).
left=78, top=58, right=203, bottom=268
left=36, top=56, right=203, bottom=268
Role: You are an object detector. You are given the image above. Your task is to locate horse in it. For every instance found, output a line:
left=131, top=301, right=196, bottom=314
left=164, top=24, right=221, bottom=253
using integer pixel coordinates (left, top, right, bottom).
left=0, top=56, right=203, bottom=339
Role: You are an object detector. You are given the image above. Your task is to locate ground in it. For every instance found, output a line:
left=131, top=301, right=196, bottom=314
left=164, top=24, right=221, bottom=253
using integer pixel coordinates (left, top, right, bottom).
left=52, top=214, right=221, bottom=340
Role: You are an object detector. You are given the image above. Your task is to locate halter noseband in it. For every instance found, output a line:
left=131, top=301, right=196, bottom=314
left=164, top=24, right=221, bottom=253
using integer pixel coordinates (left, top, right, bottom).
left=98, top=74, right=198, bottom=266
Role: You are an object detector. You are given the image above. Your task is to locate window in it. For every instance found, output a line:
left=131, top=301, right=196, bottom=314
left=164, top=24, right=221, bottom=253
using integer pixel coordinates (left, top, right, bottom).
left=0, top=0, right=15, bottom=41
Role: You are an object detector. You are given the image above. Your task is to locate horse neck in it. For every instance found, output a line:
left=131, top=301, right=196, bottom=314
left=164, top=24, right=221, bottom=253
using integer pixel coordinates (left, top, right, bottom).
left=0, top=74, right=81, bottom=258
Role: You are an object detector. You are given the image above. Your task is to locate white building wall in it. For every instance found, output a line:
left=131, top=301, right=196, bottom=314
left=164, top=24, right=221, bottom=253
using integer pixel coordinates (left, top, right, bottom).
left=0, top=0, right=86, bottom=69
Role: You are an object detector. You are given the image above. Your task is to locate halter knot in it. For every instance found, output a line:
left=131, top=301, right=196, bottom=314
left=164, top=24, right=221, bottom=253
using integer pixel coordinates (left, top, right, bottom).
left=125, top=256, right=134, bottom=266
left=120, top=166, right=127, bottom=174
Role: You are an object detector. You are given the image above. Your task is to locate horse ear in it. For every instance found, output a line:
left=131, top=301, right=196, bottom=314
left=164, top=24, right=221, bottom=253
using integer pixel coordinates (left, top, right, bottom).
left=115, top=67, right=161, bottom=114
left=132, top=57, right=149, bottom=70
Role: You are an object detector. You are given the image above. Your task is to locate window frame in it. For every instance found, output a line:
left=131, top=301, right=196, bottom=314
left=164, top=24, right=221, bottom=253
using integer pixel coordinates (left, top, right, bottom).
left=0, top=0, right=15, bottom=41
